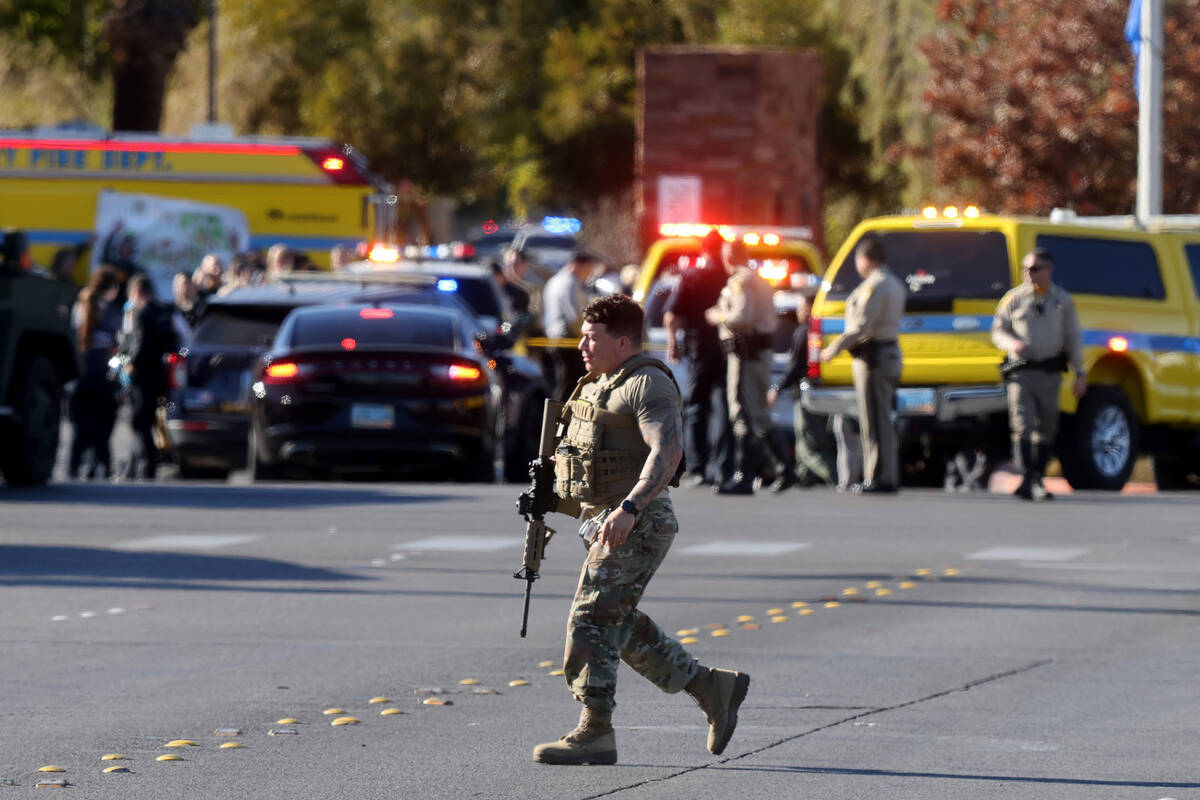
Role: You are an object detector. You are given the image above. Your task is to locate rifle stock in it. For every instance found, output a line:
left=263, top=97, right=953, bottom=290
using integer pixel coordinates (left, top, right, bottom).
left=513, top=399, right=563, bottom=637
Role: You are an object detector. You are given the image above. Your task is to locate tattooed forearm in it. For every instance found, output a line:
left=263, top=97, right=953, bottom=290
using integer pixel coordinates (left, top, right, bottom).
left=627, top=412, right=683, bottom=508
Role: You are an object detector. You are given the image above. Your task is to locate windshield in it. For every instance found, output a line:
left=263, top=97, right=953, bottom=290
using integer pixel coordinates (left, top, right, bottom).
left=827, top=230, right=1011, bottom=309
left=288, top=309, right=457, bottom=349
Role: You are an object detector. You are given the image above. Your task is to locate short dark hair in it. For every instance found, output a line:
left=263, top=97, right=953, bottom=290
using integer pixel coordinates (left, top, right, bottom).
left=701, top=229, right=724, bottom=262
left=1028, top=247, right=1054, bottom=267
left=582, top=294, right=643, bottom=346
left=856, top=236, right=885, bottom=264
left=570, top=250, right=596, bottom=266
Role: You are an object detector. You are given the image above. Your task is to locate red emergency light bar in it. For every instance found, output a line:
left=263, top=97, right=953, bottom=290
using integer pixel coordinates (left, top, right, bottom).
left=658, top=223, right=812, bottom=243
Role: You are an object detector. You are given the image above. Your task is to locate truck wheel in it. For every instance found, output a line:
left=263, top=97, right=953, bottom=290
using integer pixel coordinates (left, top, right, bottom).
left=0, top=356, right=61, bottom=486
left=1062, top=386, right=1139, bottom=491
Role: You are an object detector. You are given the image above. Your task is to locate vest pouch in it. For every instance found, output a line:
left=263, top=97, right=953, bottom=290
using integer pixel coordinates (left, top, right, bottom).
left=554, top=443, right=597, bottom=502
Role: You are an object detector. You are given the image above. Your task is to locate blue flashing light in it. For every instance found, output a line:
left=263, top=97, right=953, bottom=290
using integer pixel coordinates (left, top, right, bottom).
left=435, top=243, right=451, bottom=259
left=542, top=216, right=581, bottom=235
left=437, top=278, right=459, bottom=292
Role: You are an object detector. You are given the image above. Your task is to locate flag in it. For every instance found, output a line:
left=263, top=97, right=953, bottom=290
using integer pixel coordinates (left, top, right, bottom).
left=1125, top=0, right=1142, bottom=94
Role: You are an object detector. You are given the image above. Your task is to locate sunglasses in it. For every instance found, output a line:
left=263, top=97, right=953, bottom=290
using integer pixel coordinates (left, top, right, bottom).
left=1023, top=265, right=1048, bottom=273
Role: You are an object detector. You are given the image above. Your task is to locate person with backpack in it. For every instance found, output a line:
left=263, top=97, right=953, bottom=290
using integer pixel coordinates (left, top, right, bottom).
left=119, top=274, right=179, bottom=480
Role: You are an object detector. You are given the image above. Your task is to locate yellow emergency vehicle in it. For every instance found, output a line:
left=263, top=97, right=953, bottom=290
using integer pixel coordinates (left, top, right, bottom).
left=0, top=131, right=386, bottom=282
left=804, top=206, right=1200, bottom=490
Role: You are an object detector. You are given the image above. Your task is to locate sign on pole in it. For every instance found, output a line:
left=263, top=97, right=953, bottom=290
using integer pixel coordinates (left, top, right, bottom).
left=657, top=175, right=702, bottom=225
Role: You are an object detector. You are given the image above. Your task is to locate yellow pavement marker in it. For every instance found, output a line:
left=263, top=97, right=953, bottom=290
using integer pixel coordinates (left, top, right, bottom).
left=369, top=697, right=391, bottom=704
left=102, top=765, right=130, bottom=773
left=680, top=636, right=699, bottom=644
left=740, top=623, right=760, bottom=631
left=915, top=568, right=932, bottom=576
left=875, top=588, right=893, bottom=597
left=549, top=669, right=565, bottom=676
left=771, top=615, right=789, bottom=623
left=899, top=581, right=916, bottom=589
left=331, top=716, right=360, bottom=726
left=155, top=755, right=183, bottom=762
left=865, top=581, right=883, bottom=589
left=100, top=755, right=125, bottom=761
left=380, top=708, right=404, bottom=716
left=841, top=587, right=859, bottom=596
left=322, top=708, right=345, bottom=715
left=538, top=660, right=556, bottom=668
left=219, top=742, right=244, bottom=749
left=164, top=740, right=197, bottom=748
left=766, top=608, right=784, bottom=615
left=459, top=679, right=480, bottom=685
left=943, top=568, right=960, bottom=576
left=37, top=766, right=65, bottom=773
left=798, top=608, right=815, bottom=615
left=791, top=601, right=809, bottom=608
left=824, top=601, right=841, bottom=609
left=508, top=679, right=530, bottom=687
left=711, top=629, right=731, bottom=637
left=736, top=615, right=755, bottom=622
left=676, top=628, right=698, bottom=637
left=276, top=718, right=300, bottom=725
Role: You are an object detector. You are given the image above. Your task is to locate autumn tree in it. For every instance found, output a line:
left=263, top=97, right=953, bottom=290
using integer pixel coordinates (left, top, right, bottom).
left=924, top=0, right=1200, bottom=215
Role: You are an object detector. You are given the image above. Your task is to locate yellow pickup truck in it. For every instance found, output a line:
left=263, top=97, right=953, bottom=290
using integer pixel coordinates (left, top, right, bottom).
left=803, top=208, right=1200, bottom=490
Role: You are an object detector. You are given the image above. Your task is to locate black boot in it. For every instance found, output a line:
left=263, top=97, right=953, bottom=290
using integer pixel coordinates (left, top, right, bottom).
left=716, top=434, right=758, bottom=495
left=764, top=430, right=799, bottom=493
left=1013, top=438, right=1034, bottom=500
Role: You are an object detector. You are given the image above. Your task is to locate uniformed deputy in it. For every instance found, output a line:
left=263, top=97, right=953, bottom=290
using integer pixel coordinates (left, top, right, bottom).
left=705, top=240, right=796, bottom=494
left=819, top=236, right=906, bottom=494
left=991, top=248, right=1085, bottom=501
left=534, top=294, right=750, bottom=766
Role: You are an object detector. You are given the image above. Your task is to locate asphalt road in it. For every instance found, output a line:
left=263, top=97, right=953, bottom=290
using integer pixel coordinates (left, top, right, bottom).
left=2, top=477, right=1198, bottom=799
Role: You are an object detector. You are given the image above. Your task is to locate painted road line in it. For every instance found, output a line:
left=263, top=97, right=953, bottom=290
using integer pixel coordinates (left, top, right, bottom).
left=966, top=546, right=1089, bottom=562
left=678, top=541, right=812, bottom=556
left=397, top=536, right=523, bottom=552
left=115, top=534, right=258, bottom=550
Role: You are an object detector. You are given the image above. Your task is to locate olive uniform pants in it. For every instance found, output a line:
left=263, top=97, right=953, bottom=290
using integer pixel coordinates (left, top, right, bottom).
left=1006, top=369, right=1062, bottom=447
left=851, top=343, right=901, bottom=487
left=727, top=351, right=772, bottom=439
left=563, top=497, right=699, bottom=714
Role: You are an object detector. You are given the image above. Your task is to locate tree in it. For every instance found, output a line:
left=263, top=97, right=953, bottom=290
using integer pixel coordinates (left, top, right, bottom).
left=104, top=0, right=201, bottom=130
left=924, top=0, right=1200, bottom=215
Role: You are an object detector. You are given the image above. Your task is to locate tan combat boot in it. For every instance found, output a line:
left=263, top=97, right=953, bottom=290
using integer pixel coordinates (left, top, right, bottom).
left=532, top=707, right=617, bottom=765
left=685, top=665, right=751, bottom=755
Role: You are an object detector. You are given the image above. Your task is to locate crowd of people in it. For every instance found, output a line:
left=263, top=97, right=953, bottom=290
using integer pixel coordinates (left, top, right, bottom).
left=60, top=243, right=328, bottom=482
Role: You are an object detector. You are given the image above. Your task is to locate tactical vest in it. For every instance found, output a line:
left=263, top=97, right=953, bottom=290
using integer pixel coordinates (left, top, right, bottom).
left=553, top=355, right=680, bottom=503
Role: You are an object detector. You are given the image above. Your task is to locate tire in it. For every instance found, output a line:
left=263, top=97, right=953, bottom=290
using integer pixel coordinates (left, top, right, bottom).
left=176, top=460, right=230, bottom=481
left=503, top=397, right=544, bottom=483
left=246, top=426, right=279, bottom=481
left=0, top=356, right=61, bottom=486
left=456, top=442, right=497, bottom=483
left=1061, top=386, right=1139, bottom=491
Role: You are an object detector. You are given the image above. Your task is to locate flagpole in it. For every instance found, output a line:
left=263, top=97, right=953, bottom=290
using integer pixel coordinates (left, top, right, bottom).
left=1136, top=0, right=1162, bottom=222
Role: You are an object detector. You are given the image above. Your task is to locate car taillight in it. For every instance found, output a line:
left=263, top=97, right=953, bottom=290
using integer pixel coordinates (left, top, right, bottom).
left=806, top=317, right=822, bottom=380
left=431, top=361, right=486, bottom=383
left=263, top=361, right=311, bottom=384
left=167, top=352, right=187, bottom=389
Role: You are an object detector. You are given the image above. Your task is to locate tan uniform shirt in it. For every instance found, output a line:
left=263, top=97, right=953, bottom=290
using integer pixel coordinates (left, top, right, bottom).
left=575, top=365, right=681, bottom=516
left=826, top=267, right=906, bottom=358
left=991, top=283, right=1084, bottom=374
left=717, top=267, right=778, bottom=339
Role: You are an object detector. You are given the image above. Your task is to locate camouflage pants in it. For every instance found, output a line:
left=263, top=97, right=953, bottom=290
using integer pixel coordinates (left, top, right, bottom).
left=563, top=497, right=699, bottom=714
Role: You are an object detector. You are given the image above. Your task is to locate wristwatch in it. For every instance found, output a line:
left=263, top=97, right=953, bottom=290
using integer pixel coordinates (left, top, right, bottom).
left=619, top=499, right=639, bottom=515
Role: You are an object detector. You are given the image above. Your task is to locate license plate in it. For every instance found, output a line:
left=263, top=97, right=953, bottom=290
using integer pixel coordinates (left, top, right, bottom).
left=351, top=403, right=395, bottom=429
left=896, top=388, right=936, bottom=415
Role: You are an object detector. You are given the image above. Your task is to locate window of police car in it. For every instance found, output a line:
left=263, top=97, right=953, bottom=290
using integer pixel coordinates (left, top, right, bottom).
left=191, top=307, right=292, bottom=347
left=286, top=308, right=459, bottom=350
left=1035, top=235, right=1165, bottom=300
left=827, top=230, right=1011, bottom=309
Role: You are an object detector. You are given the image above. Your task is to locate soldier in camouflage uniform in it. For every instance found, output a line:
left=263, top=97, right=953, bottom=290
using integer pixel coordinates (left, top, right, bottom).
left=992, top=248, right=1086, bottom=500
left=533, top=294, right=751, bottom=766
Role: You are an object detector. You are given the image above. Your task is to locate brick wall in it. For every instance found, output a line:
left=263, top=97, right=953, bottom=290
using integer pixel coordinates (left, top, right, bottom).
left=636, top=46, right=824, bottom=252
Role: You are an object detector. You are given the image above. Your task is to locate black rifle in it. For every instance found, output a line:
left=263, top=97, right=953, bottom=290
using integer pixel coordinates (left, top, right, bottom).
left=513, top=399, right=563, bottom=638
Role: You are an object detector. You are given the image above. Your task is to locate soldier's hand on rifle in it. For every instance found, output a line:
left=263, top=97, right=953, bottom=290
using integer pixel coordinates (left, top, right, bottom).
left=597, top=507, right=636, bottom=548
